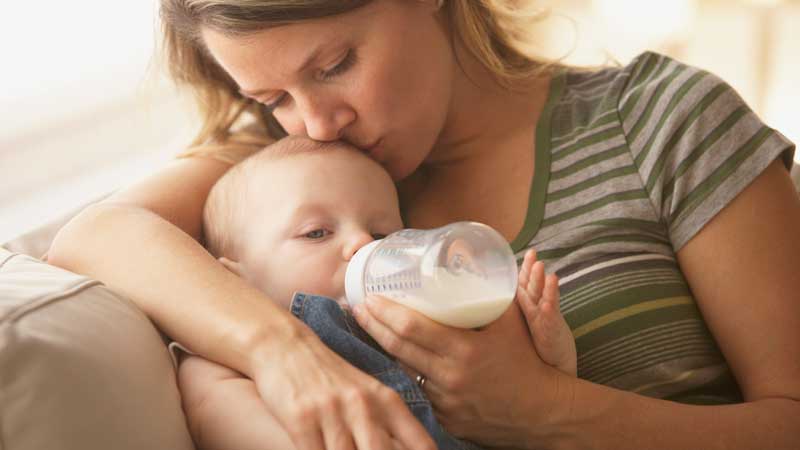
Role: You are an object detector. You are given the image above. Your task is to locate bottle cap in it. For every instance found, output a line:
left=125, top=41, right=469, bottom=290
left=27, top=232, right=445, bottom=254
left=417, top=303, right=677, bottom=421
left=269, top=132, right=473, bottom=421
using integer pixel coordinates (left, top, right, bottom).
left=344, top=239, right=382, bottom=308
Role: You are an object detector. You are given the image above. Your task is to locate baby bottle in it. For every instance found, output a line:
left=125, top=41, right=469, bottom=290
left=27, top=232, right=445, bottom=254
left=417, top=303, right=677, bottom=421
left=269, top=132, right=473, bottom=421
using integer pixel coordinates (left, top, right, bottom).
left=344, top=221, right=518, bottom=328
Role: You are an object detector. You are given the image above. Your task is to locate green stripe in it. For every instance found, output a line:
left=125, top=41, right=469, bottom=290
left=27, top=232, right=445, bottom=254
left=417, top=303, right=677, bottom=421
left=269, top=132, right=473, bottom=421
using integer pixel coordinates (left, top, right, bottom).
left=580, top=320, right=703, bottom=365
left=563, top=271, right=685, bottom=314
left=541, top=189, right=649, bottom=228
left=571, top=296, right=693, bottom=339
left=620, top=54, right=670, bottom=120
left=672, top=126, right=772, bottom=228
left=573, top=302, right=703, bottom=356
left=551, top=110, right=619, bottom=146
left=583, top=330, right=716, bottom=381
left=538, top=234, right=667, bottom=260
left=551, top=144, right=629, bottom=180
left=552, top=127, right=623, bottom=163
left=662, top=106, right=749, bottom=203
left=626, top=65, right=694, bottom=145
left=644, top=83, right=730, bottom=193
left=549, top=166, right=637, bottom=201
left=566, top=283, right=690, bottom=329
left=632, top=71, right=709, bottom=170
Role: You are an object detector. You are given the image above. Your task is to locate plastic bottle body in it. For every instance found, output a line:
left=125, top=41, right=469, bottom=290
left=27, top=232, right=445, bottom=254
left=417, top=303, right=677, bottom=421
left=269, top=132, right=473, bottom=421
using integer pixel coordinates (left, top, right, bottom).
left=345, top=222, right=518, bottom=328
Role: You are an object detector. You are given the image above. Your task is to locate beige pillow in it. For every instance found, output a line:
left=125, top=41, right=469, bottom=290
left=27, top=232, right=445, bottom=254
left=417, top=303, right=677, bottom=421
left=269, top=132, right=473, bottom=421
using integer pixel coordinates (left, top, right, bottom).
left=0, top=249, right=195, bottom=450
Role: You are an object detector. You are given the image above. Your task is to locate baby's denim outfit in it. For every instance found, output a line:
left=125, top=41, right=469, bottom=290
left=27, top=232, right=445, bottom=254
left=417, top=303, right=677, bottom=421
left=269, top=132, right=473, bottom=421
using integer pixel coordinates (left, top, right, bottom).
left=290, top=292, right=483, bottom=450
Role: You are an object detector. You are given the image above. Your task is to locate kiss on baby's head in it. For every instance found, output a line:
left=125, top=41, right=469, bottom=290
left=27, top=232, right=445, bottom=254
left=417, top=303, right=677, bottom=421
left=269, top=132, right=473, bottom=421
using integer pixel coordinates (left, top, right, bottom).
left=203, top=136, right=403, bottom=307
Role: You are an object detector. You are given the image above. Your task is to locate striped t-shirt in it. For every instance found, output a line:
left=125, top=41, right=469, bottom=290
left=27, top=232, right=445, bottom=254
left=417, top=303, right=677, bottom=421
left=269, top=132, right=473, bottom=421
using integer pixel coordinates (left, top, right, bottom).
left=509, top=51, right=795, bottom=404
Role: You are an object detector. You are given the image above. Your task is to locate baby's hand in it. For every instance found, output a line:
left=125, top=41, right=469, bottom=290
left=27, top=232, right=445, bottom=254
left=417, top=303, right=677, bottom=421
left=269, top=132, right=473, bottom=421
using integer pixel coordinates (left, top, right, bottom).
left=516, top=249, right=577, bottom=376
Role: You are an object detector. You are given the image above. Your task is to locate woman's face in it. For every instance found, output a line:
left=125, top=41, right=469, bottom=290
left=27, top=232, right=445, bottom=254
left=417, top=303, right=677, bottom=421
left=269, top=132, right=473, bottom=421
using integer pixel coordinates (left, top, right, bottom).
left=201, top=0, right=455, bottom=181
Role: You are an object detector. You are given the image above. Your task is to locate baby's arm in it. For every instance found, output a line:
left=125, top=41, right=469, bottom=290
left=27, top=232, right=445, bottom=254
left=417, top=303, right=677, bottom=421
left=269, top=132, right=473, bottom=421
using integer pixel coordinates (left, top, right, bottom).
left=516, top=249, right=577, bottom=376
left=177, top=355, right=296, bottom=450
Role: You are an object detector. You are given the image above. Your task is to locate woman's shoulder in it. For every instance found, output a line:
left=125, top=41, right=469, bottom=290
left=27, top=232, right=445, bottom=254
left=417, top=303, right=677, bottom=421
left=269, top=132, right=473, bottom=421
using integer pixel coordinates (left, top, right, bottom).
left=557, top=51, right=706, bottom=109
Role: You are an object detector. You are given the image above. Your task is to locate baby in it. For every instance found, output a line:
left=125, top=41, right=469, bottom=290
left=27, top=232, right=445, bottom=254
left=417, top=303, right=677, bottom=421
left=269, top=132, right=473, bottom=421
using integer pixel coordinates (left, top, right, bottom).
left=177, top=136, right=576, bottom=450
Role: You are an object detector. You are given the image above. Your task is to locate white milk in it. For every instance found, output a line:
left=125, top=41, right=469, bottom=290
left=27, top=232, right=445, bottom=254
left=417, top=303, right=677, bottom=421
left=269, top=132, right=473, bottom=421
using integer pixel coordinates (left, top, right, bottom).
left=372, top=268, right=514, bottom=328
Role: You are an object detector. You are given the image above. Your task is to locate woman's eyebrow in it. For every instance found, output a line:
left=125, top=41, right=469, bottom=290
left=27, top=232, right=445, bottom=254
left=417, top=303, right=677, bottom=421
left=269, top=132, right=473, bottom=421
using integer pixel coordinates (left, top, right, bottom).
left=239, top=45, right=328, bottom=97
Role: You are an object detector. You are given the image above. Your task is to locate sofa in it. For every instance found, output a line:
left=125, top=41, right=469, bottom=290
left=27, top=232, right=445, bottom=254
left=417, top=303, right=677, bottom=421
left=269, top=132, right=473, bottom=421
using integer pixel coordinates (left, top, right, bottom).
left=2, top=164, right=799, bottom=449
left=1, top=202, right=196, bottom=449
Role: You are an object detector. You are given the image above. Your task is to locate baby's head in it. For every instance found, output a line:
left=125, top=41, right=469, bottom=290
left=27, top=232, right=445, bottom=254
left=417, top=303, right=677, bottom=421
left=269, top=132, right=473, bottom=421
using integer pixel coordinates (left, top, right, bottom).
left=204, top=136, right=403, bottom=307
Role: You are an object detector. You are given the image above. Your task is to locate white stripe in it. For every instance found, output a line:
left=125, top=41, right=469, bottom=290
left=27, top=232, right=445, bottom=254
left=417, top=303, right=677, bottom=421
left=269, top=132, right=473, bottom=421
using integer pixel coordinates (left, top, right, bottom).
left=559, top=253, right=675, bottom=285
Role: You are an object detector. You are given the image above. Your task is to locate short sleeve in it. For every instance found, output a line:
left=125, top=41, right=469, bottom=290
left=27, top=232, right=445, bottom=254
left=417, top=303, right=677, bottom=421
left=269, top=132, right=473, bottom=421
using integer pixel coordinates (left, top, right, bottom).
left=618, top=52, right=796, bottom=251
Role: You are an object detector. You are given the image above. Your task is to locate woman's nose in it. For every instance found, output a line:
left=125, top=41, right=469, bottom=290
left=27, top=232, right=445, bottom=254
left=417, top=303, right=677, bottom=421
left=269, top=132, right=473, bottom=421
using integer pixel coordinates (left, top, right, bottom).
left=300, top=96, right=356, bottom=142
left=343, top=232, right=375, bottom=261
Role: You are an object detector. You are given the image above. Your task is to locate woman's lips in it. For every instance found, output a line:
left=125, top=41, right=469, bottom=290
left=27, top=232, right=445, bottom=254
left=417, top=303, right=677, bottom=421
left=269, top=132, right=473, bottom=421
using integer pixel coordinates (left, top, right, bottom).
left=365, top=138, right=383, bottom=159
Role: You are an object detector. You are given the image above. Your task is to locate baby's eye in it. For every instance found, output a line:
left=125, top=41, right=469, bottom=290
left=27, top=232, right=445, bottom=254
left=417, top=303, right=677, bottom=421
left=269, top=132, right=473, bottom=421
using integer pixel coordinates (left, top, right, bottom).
left=304, top=229, right=330, bottom=239
left=371, top=233, right=387, bottom=240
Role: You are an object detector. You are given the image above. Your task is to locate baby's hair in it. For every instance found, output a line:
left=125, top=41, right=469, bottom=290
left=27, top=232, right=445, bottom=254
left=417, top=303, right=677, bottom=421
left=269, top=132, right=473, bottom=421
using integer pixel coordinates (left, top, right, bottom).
left=203, top=136, right=372, bottom=259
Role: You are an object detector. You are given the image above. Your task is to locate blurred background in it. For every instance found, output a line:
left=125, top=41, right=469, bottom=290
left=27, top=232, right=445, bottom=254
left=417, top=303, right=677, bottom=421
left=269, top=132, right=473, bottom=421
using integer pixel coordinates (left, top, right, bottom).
left=1, top=0, right=798, bottom=243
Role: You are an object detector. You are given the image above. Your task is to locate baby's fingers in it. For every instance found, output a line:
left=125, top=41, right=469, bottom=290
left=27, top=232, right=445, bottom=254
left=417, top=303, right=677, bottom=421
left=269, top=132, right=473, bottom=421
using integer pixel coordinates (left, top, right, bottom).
left=518, top=249, right=536, bottom=289
left=516, top=285, right=540, bottom=333
left=543, top=274, right=561, bottom=313
left=525, top=261, right=546, bottom=303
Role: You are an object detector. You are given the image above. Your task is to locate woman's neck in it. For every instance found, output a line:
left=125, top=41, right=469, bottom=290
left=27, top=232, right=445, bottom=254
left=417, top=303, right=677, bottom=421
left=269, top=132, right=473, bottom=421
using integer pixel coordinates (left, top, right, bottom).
left=424, top=43, right=551, bottom=171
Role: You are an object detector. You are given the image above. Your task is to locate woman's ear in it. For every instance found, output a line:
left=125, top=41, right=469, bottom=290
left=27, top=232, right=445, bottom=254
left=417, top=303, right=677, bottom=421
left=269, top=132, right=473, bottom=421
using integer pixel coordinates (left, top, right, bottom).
left=218, top=257, right=244, bottom=277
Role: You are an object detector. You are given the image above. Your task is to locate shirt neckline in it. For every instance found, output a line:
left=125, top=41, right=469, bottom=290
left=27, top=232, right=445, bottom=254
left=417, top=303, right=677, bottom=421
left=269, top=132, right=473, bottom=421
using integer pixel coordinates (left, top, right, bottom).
left=509, top=69, right=567, bottom=253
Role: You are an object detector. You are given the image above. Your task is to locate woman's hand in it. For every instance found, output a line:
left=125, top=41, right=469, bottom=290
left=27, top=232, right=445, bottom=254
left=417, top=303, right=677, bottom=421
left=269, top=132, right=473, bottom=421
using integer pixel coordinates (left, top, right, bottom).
left=249, top=329, right=437, bottom=450
left=352, top=295, right=569, bottom=448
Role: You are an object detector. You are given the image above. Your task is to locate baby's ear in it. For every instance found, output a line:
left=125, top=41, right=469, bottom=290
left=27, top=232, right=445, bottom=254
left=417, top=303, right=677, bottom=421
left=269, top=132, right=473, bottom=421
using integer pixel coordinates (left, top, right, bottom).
left=218, top=257, right=244, bottom=277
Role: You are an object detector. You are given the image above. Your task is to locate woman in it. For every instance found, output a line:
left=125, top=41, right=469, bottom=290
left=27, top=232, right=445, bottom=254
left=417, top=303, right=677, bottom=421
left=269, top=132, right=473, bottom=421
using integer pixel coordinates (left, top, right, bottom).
left=48, top=0, right=800, bottom=449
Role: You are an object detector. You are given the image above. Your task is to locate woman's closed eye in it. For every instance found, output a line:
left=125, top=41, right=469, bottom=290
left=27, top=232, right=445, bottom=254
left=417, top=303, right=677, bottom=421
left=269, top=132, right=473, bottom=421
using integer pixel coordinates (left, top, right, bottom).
left=260, top=49, right=357, bottom=112
left=318, top=48, right=356, bottom=81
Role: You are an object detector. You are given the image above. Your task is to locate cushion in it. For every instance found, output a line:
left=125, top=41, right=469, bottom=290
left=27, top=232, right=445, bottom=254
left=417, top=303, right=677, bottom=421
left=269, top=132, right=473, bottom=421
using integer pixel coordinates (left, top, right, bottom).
left=0, top=248, right=195, bottom=450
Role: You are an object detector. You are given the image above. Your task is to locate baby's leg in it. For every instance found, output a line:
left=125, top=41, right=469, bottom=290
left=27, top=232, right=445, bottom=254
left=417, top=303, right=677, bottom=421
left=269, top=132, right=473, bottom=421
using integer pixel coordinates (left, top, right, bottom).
left=516, top=249, right=577, bottom=376
left=177, top=355, right=296, bottom=450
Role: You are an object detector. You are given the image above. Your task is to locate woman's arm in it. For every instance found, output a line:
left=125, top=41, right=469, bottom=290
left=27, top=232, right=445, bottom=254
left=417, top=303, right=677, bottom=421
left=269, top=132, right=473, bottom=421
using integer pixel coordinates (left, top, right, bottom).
left=354, top=160, right=800, bottom=449
left=46, top=156, right=436, bottom=450
left=543, top=159, right=800, bottom=449
left=49, top=157, right=292, bottom=372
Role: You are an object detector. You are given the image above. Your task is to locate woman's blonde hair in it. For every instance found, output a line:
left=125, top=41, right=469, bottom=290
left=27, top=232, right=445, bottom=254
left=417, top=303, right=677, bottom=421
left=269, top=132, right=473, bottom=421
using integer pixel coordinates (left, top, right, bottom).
left=159, top=0, right=558, bottom=159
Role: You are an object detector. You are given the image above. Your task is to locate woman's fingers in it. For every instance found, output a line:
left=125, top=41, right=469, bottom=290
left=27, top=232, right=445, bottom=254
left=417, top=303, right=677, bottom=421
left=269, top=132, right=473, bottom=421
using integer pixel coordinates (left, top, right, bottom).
left=353, top=296, right=444, bottom=377
left=253, top=333, right=435, bottom=450
left=348, top=388, right=435, bottom=450
left=383, top=393, right=437, bottom=450
left=320, top=410, right=356, bottom=450
left=285, top=424, right=325, bottom=450
left=357, top=295, right=462, bottom=357
left=279, top=382, right=433, bottom=450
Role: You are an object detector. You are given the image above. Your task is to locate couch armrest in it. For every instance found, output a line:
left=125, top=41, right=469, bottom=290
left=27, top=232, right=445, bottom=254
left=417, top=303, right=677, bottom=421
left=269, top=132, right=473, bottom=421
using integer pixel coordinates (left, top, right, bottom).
left=0, top=249, right=195, bottom=450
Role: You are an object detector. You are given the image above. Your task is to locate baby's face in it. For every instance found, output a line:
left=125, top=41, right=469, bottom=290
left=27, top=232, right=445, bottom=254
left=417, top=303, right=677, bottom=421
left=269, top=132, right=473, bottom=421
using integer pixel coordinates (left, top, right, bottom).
left=236, top=150, right=403, bottom=307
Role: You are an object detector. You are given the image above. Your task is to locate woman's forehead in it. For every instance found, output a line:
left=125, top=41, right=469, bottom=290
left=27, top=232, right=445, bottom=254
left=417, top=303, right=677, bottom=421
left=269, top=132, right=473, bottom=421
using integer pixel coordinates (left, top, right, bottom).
left=199, top=1, right=419, bottom=88
left=201, top=23, right=346, bottom=83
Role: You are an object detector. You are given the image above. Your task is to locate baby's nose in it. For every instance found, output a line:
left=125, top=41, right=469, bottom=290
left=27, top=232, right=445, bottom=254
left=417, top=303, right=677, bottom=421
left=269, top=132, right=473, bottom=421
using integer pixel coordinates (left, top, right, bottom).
left=344, top=232, right=375, bottom=261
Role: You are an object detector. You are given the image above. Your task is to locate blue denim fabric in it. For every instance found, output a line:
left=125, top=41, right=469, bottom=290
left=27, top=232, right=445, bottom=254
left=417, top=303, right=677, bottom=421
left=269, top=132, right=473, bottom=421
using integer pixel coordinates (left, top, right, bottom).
left=290, top=292, right=484, bottom=450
